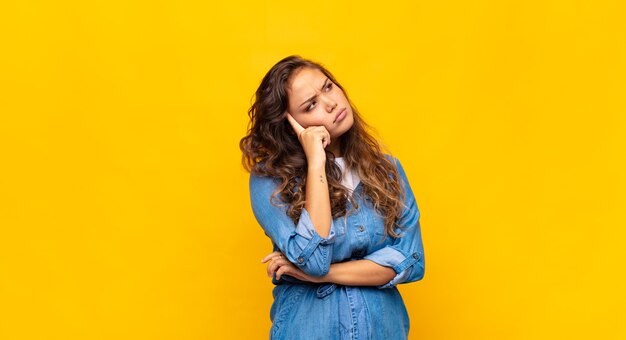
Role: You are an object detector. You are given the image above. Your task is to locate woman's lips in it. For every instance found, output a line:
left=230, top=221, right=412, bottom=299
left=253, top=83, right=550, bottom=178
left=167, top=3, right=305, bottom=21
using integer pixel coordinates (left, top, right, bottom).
left=334, top=108, right=347, bottom=123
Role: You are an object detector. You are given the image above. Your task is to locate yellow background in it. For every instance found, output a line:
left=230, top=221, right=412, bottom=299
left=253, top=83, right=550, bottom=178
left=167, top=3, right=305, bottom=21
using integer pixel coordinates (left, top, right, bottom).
left=1, top=0, right=625, bottom=339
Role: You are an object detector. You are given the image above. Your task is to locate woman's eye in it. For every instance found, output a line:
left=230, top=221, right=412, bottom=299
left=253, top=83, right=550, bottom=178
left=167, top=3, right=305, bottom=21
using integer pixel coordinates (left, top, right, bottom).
left=306, top=101, right=316, bottom=111
left=326, top=83, right=333, bottom=91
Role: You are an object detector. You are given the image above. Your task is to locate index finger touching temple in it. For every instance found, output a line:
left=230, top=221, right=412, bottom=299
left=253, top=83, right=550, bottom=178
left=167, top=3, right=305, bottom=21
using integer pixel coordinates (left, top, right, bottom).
left=286, top=112, right=305, bottom=135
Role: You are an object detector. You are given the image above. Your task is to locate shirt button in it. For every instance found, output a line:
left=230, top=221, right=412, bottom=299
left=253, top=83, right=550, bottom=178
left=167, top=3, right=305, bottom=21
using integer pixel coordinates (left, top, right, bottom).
left=412, top=253, right=419, bottom=259
left=297, top=257, right=304, bottom=263
left=358, top=226, right=365, bottom=232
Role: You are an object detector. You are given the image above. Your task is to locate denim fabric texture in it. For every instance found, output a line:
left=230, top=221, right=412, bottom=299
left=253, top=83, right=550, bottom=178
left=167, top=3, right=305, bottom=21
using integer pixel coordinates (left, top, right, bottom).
left=249, top=155, right=425, bottom=340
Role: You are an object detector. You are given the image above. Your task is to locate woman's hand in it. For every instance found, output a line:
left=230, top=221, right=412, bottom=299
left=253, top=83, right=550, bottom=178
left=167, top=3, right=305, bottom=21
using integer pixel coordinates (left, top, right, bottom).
left=286, top=113, right=330, bottom=167
left=261, top=251, right=323, bottom=283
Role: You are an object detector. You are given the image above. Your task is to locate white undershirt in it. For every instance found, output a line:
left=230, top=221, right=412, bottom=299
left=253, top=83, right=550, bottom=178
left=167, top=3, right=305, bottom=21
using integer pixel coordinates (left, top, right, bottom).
left=334, top=157, right=361, bottom=195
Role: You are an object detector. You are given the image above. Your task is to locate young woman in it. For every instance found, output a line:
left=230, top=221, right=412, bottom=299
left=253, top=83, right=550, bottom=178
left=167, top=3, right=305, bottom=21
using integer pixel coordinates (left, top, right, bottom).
left=240, top=55, right=425, bottom=339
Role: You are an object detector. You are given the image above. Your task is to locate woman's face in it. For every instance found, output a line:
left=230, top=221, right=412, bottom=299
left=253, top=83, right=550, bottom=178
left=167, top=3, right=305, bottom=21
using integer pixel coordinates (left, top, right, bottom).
left=285, top=67, right=354, bottom=140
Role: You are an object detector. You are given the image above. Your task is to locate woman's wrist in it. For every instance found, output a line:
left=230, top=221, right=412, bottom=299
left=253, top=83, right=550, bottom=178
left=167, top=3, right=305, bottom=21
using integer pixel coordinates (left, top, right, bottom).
left=307, top=159, right=326, bottom=171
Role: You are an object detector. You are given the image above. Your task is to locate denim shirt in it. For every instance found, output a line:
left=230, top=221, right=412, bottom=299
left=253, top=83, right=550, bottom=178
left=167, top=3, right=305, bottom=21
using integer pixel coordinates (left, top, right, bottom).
left=249, top=155, right=425, bottom=339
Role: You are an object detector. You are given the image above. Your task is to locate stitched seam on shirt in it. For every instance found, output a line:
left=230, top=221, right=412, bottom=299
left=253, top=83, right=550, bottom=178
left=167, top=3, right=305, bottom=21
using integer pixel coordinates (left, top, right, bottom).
left=345, top=287, right=358, bottom=340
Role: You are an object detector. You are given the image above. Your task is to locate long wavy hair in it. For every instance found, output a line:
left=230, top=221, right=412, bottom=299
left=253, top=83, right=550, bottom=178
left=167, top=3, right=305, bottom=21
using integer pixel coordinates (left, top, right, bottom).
left=240, top=55, right=407, bottom=238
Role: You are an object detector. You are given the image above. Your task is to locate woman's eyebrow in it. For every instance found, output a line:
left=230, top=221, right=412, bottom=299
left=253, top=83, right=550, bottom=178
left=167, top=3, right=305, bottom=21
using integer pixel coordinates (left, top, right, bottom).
left=299, top=78, right=330, bottom=108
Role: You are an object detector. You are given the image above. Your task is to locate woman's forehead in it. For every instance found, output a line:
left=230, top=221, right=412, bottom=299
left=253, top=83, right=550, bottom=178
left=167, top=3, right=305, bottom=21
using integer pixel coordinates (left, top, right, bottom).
left=288, top=68, right=326, bottom=98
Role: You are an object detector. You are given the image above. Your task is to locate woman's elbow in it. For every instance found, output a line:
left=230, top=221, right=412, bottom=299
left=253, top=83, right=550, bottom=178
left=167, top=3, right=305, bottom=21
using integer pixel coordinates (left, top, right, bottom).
left=410, top=262, right=425, bottom=282
left=293, top=253, right=331, bottom=277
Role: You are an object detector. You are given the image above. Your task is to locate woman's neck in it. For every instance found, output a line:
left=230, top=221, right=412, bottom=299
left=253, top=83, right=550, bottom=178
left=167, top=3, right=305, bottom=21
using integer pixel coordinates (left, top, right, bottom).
left=327, top=138, right=342, bottom=157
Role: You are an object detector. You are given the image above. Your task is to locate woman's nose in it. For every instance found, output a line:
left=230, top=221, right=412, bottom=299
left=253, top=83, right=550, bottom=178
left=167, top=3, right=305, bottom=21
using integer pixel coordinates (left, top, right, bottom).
left=321, top=95, right=337, bottom=112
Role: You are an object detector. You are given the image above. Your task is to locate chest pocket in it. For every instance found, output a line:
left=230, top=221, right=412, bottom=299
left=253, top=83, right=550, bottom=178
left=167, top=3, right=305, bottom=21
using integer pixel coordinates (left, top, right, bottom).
left=368, top=207, right=397, bottom=249
left=364, top=199, right=387, bottom=236
left=333, top=214, right=348, bottom=237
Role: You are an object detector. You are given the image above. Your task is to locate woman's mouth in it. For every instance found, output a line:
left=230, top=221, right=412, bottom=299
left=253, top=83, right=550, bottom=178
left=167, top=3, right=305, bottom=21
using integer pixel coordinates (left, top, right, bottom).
left=334, top=108, right=347, bottom=123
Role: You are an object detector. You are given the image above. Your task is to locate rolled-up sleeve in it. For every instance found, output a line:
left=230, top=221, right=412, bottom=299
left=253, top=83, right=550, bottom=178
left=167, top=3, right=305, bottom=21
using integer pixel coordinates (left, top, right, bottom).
left=363, top=156, right=425, bottom=289
left=249, top=174, right=336, bottom=277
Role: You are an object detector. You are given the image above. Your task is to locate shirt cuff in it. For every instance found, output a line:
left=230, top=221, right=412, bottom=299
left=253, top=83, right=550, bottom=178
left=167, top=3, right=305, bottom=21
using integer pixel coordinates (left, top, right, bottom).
left=363, top=246, right=421, bottom=289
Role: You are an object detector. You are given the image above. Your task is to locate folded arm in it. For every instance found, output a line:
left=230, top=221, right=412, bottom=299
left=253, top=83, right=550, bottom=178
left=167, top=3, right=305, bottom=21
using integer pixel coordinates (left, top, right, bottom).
left=250, top=174, right=336, bottom=277
left=322, top=260, right=397, bottom=286
left=263, top=251, right=396, bottom=286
